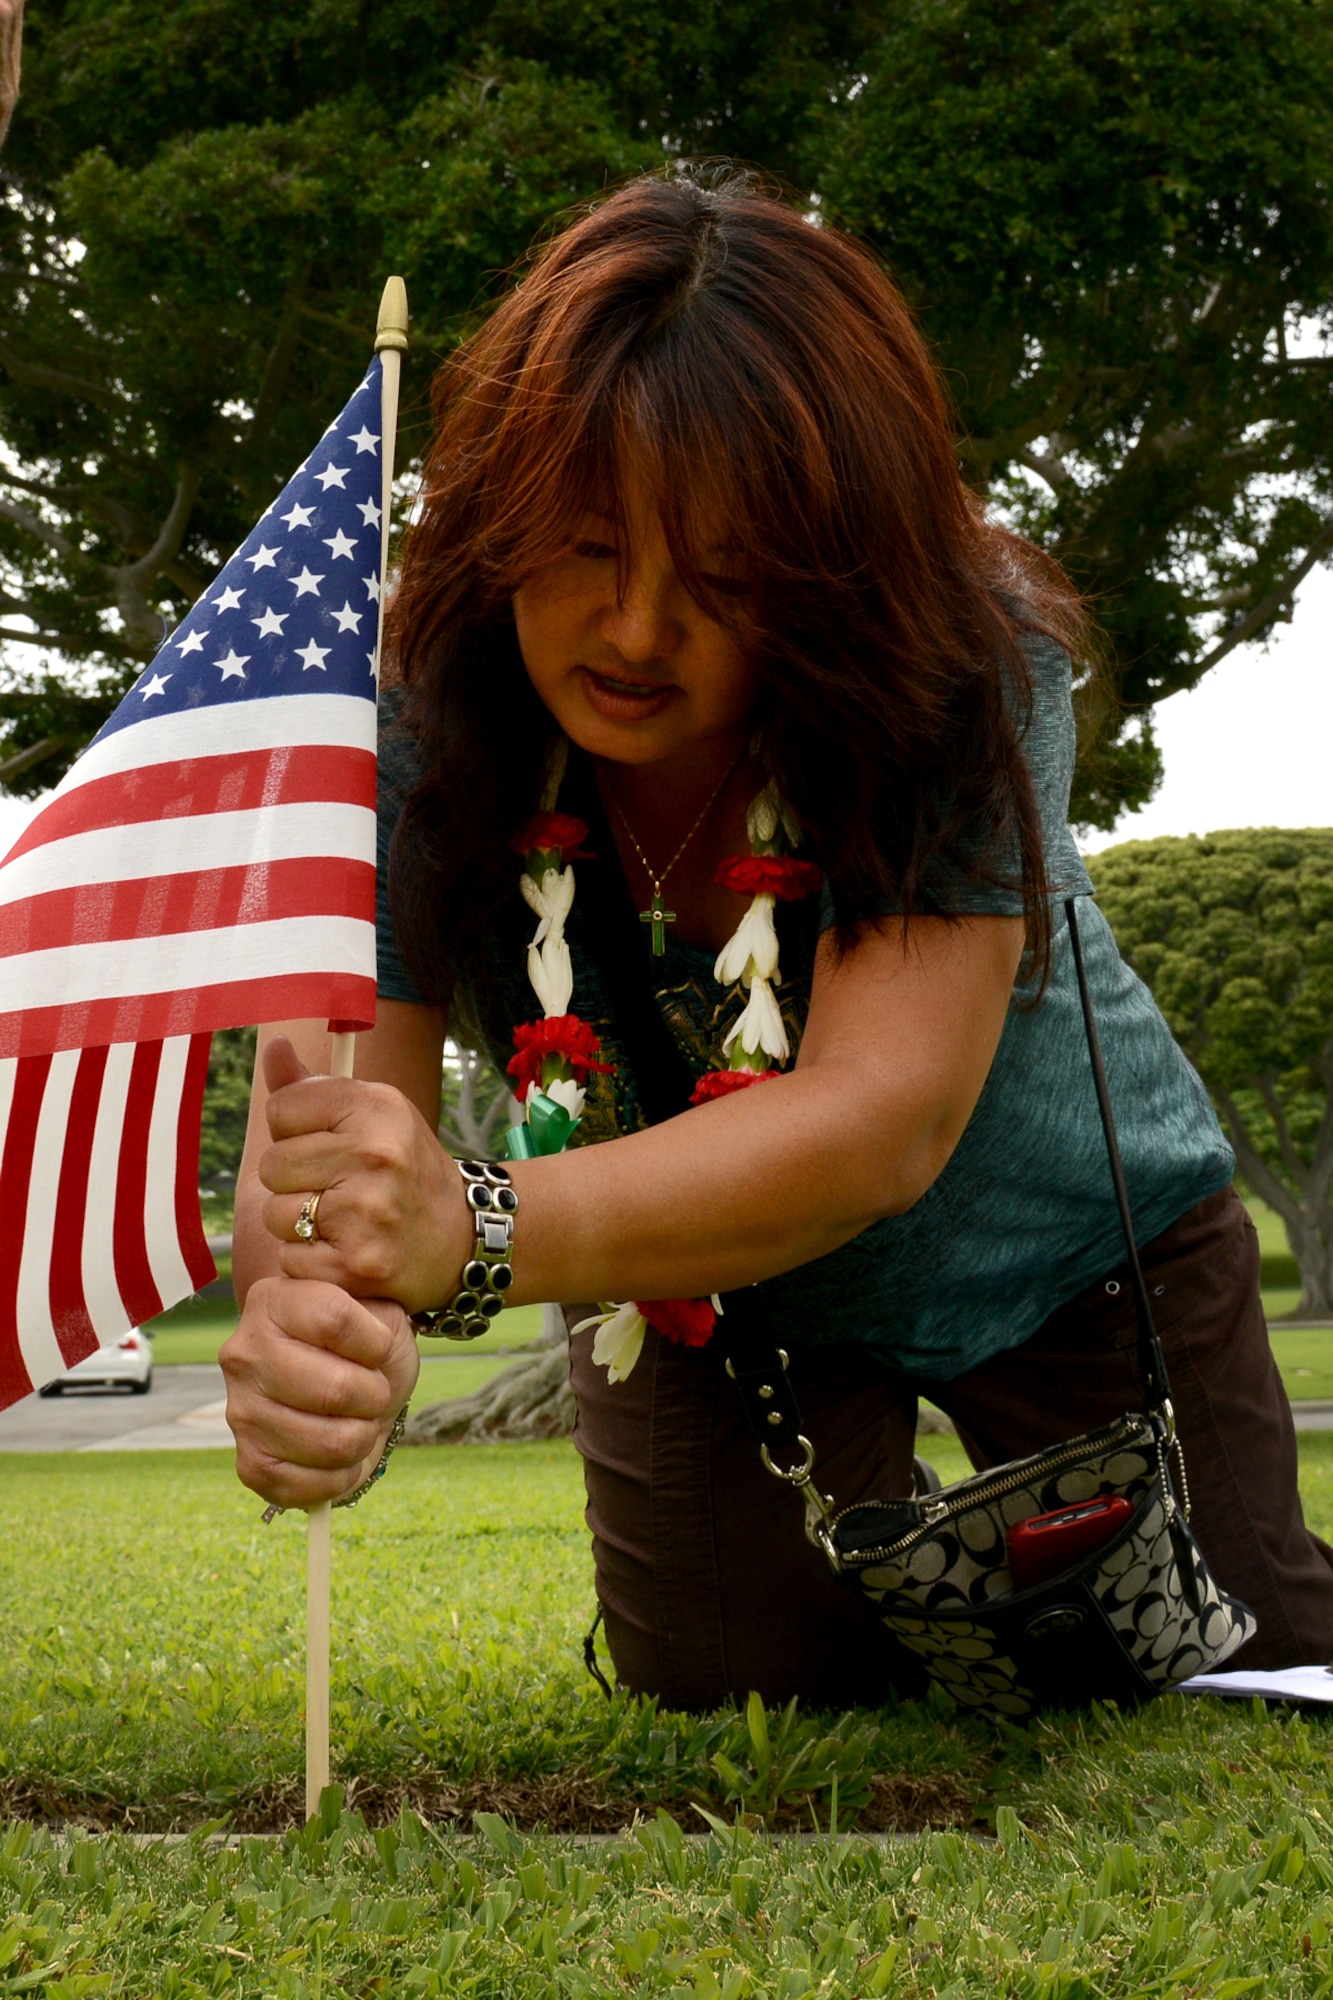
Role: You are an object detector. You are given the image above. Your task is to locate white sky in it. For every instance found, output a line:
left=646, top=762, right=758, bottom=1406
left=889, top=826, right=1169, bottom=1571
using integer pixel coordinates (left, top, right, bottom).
left=1, top=567, right=1329, bottom=856
left=1079, top=564, right=1332, bottom=852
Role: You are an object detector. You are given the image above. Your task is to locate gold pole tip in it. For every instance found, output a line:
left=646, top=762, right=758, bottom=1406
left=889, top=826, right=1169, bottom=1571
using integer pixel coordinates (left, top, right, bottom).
left=375, top=276, right=409, bottom=353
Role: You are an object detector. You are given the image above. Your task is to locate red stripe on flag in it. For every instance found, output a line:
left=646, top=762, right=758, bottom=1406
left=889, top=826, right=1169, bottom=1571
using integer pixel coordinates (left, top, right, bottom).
left=113, top=1040, right=165, bottom=1327
left=177, top=1033, right=217, bottom=1296
left=48, top=1043, right=109, bottom=1364
left=4, top=743, right=376, bottom=861
left=0, top=971, right=378, bottom=1061
left=0, top=1054, right=51, bottom=1407
left=0, top=855, right=375, bottom=958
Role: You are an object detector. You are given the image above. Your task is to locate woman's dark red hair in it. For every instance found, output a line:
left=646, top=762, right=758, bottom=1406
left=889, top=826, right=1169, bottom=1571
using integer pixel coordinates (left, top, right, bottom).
left=387, top=165, right=1085, bottom=1039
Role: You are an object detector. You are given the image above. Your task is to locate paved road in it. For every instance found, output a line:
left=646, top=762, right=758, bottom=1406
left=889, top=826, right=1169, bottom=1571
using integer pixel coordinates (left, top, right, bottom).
left=0, top=1364, right=232, bottom=1453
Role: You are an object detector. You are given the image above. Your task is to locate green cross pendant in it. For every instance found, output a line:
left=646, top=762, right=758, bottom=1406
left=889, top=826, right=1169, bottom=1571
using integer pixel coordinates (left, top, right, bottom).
left=639, top=885, right=676, bottom=957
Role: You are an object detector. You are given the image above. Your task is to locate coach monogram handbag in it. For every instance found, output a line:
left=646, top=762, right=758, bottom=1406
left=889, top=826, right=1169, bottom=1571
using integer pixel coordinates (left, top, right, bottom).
left=721, top=900, right=1256, bottom=1720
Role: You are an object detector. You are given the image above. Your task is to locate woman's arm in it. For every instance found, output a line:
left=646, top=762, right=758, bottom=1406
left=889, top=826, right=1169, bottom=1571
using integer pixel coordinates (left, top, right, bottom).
left=224, top=915, right=1019, bottom=1507
left=258, top=913, right=1023, bottom=1310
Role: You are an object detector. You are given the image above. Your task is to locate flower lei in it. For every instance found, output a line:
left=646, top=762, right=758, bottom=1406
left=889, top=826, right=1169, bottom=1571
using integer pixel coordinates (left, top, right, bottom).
left=504, top=753, right=821, bottom=1383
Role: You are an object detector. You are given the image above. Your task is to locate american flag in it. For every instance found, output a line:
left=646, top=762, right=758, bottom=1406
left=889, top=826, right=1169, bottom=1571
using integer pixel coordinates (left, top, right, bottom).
left=0, top=359, right=387, bottom=1409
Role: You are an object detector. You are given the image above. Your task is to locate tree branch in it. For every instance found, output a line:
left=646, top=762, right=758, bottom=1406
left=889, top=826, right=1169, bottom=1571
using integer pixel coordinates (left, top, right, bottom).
left=1015, top=444, right=1074, bottom=494
left=0, top=623, right=90, bottom=649
left=0, top=733, right=71, bottom=785
left=1256, top=1075, right=1310, bottom=1188
left=0, top=494, right=74, bottom=559
left=245, top=307, right=304, bottom=452
left=0, top=335, right=120, bottom=412
left=959, top=371, right=1087, bottom=477
left=114, top=466, right=199, bottom=587
left=1196, top=518, right=1333, bottom=675
left=107, top=466, right=200, bottom=650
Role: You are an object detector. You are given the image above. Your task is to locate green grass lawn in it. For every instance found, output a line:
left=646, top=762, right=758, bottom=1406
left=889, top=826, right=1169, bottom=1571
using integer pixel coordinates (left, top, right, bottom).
left=4, top=1434, right=1333, bottom=1992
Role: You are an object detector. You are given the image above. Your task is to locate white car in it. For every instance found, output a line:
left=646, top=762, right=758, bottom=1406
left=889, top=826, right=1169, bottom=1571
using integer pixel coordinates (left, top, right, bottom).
left=40, top=1327, right=154, bottom=1396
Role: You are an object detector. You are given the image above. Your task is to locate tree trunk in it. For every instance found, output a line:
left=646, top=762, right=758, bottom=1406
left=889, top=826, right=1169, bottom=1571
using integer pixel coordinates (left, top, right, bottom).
left=1288, top=1219, right=1333, bottom=1319
left=403, top=1304, right=576, bottom=1445
left=1214, top=1087, right=1333, bottom=1321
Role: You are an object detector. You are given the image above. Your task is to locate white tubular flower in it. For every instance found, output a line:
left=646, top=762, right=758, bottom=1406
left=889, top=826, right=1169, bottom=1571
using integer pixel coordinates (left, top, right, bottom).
left=521, top=864, right=577, bottom=1015
left=520, top=865, right=576, bottom=946
left=570, top=1301, right=647, bottom=1384
left=714, top=893, right=779, bottom=987
left=527, top=933, right=574, bottom=1016
left=722, top=974, right=789, bottom=1064
left=541, top=1075, right=587, bottom=1121
left=747, top=784, right=780, bottom=849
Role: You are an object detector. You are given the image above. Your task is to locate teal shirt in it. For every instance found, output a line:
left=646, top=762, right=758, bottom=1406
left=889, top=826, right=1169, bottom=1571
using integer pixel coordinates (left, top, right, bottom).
left=376, top=641, right=1233, bottom=1380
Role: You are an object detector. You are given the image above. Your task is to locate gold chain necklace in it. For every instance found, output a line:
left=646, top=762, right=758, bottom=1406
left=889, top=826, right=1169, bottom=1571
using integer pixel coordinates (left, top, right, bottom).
left=608, top=750, right=746, bottom=956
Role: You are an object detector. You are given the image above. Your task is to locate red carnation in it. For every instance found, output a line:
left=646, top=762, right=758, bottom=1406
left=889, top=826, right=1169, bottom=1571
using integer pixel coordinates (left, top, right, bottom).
left=715, top=854, right=823, bottom=901
left=507, top=1013, right=614, bottom=1095
left=511, top=813, right=592, bottom=863
left=638, top=1296, right=717, bottom=1347
left=689, top=1068, right=780, bottom=1105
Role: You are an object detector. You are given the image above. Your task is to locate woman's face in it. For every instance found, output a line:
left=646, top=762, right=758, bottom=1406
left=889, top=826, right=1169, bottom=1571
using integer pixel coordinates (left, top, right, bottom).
left=512, top=476, right=761, bottom=770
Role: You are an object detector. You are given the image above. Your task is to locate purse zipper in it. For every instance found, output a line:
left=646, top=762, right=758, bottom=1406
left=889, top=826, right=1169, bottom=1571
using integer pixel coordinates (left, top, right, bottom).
left=828, top=1413, right=1159, bottom=1569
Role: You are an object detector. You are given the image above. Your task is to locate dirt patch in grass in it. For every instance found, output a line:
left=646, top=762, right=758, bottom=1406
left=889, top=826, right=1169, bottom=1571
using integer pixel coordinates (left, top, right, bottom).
left=1, top=1764, right=983, bottom=1838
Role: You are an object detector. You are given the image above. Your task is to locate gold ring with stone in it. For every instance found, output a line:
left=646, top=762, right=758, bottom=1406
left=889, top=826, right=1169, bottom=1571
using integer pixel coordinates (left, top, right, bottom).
left=294, top=1192, right=323, bottom=1243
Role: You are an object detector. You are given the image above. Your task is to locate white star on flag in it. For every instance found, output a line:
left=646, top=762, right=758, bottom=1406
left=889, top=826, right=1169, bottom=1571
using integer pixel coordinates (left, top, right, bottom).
left=314, top=464, right=348, bottom=491
left=296, top=639, right=331, bottom=671
left=177, top=631, right=205, bottom=656
left=281, top=502, right=315, bottom=530
left=140, top=672, right=171, bottom=699
left=252, top=608, right=287, bottom=637
left=290, top=568, right=324, bottom=598
left=330, top=602, right=363, bottom=633
left=214, top=586, right=245, bottom=613
left=363, top=572, right=382, bottom=603
left=356, top=497, right=382, bottom=528
left=349, top=426, right=379, bottom=454
left=245, top=545, right=280, bottom=571
left=322, top=530, right=357, bottom=561
left=214, top=649, right=249, bottom=680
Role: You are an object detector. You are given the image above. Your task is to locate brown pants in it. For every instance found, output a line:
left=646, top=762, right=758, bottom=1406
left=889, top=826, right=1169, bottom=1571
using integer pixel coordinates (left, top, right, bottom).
left=567, top=1186, right=1333, bottom=1708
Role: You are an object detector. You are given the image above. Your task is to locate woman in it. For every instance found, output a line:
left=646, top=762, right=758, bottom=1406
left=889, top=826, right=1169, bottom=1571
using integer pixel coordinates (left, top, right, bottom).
left=223, top=168, right=1333, bottom=1706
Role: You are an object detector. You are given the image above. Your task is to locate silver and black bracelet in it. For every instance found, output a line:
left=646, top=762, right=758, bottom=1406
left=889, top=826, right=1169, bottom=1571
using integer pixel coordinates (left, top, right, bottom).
left=410, top=1158, right=518, bottom=1341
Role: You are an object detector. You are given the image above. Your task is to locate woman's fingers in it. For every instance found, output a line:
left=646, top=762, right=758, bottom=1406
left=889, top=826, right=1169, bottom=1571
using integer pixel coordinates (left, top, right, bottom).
left=255, top=1058, right=463, bottom=1310
left=220, top=1277, right=416, bottom=1508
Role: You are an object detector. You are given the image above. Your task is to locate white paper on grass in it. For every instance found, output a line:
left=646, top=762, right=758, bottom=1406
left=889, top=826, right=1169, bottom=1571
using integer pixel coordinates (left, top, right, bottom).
left=1176, top=1665, right=1333, bottom=1703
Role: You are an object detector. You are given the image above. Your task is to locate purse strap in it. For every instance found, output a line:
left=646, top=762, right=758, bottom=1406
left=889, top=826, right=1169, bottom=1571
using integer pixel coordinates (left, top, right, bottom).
left=1062, top=896, right=1172, bottom=1414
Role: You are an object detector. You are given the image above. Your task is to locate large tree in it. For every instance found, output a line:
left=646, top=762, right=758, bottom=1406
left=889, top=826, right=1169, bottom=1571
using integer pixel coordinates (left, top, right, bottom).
left=818, top=0, right=1333, bottom=822
left=1088, top=828, right=1333, bottom=1317
left=3, top=0, right=1331, bottom=812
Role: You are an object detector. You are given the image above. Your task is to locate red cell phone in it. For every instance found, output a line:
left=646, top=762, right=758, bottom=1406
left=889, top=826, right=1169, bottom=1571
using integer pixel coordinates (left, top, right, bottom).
left=1006, top=1495, right=1135, bottom=1592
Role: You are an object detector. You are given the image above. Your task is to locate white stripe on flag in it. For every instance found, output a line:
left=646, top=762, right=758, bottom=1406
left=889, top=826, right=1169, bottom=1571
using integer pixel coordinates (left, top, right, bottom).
left=2, top=914, right=375, bottom=1012
left=0, top=800, right=375, bottom=909
left=0, top=1056, right=14, bottom=1180
left=15, top=1049, right=79, bottom=1391
left=81, top=1043, right=136, bottom=1345
left=143, top=1034, right=195, bottom=1315
left=53, top=693, right=376, bottom=794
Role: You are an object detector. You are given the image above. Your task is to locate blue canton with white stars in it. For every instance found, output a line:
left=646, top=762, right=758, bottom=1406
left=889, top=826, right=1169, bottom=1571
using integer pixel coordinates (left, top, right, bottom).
left=102, top=361, right=385, bottom=743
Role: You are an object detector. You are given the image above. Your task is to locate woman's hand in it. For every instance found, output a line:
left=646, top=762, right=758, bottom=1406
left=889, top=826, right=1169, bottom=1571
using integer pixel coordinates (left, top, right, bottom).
left=257, top=1035, right=469, bottom=1313
left=221, top=1275, right=420, bottom=1509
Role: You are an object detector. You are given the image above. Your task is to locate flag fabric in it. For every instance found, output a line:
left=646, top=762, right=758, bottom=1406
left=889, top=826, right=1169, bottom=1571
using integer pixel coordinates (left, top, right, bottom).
left=0, top=359, right=386, bottom=1410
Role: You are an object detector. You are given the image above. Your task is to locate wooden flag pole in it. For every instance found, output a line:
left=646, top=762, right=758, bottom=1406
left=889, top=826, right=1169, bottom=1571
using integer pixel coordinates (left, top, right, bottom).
left=304, top=277, right=409, bottom=1823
